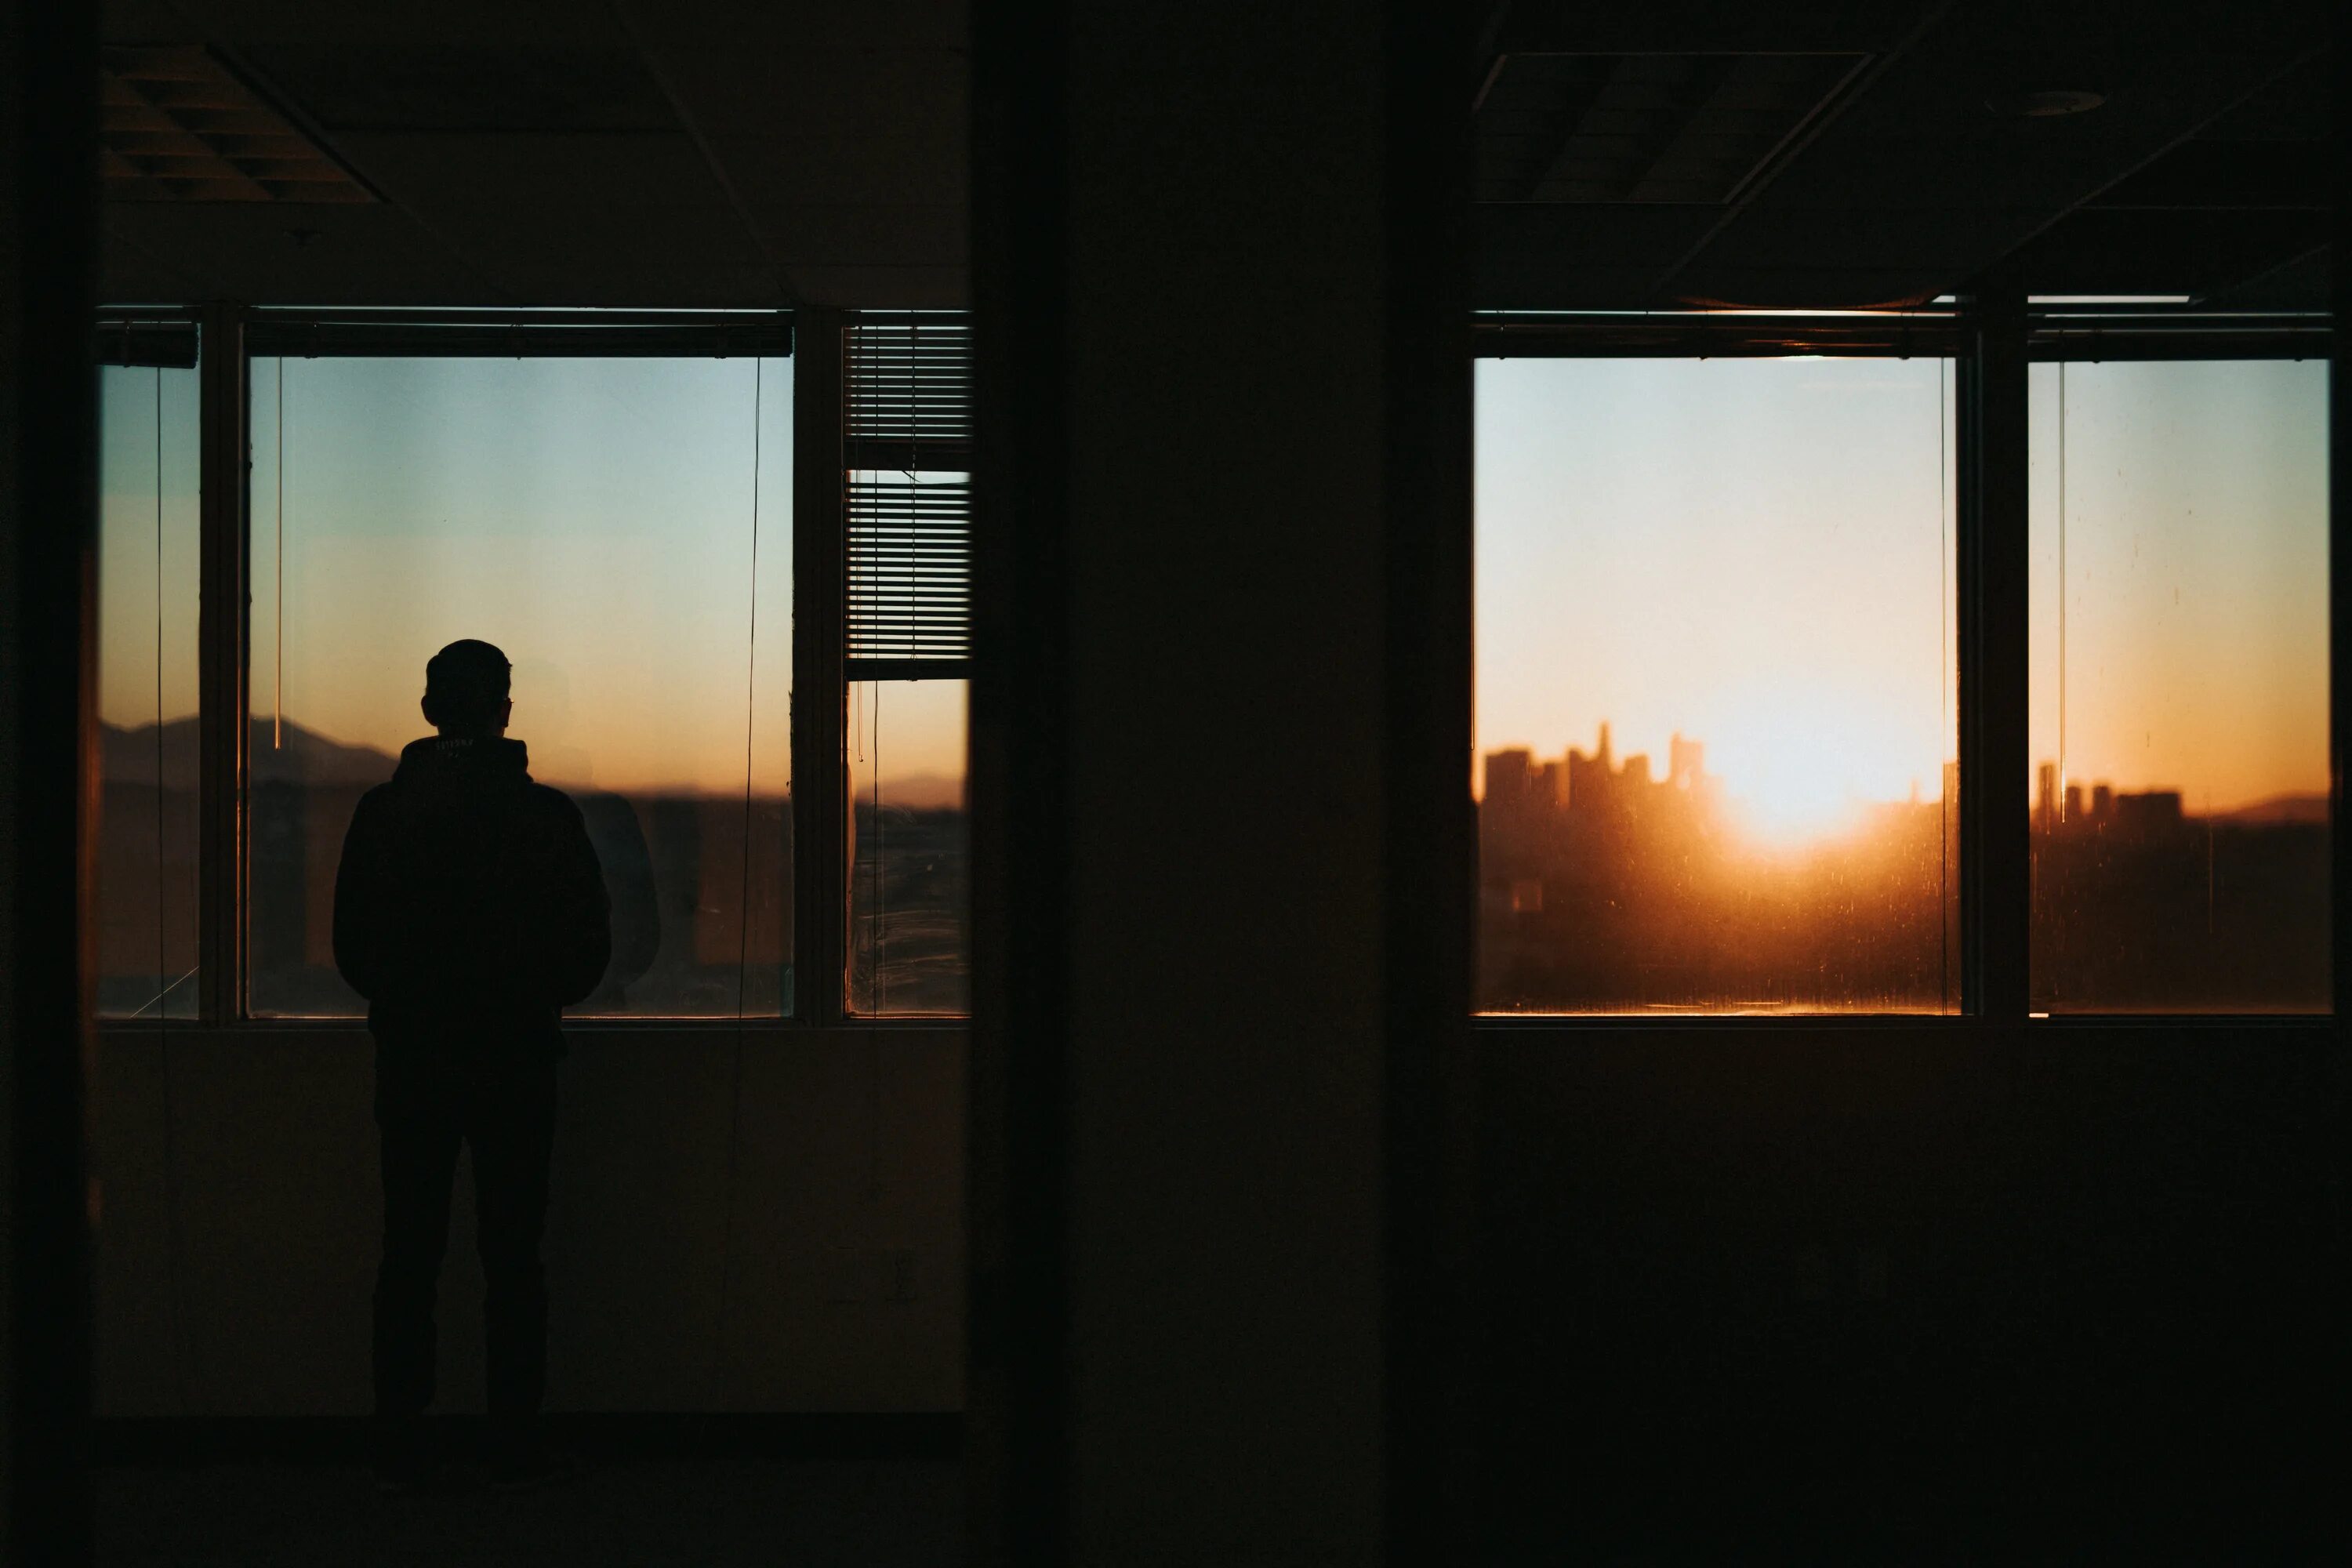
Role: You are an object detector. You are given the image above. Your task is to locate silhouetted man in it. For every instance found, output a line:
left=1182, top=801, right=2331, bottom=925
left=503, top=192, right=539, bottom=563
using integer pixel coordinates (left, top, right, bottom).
left=333, top=639, right=610, bottom=1490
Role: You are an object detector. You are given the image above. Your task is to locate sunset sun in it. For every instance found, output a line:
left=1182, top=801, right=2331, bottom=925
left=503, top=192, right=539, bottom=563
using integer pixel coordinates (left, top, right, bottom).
left=1726, top=767, right=1864, bottom=853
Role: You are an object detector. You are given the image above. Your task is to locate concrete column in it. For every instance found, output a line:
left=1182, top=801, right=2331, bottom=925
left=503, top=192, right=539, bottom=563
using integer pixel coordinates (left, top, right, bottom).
left=970, top=2, right=1472, bottom=1562
left=2, top=0, right=99, bottom=1558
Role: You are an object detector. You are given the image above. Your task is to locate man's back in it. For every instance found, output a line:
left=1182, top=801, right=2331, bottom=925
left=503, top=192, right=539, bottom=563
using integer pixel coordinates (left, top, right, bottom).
left=334, top=735, right=610, bottom=1044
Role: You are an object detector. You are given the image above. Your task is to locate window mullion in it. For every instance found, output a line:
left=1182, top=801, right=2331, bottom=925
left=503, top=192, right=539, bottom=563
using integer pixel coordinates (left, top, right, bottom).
left=2336, top=278, right=2352, bottom=1022
left=792, top=306, right=849, bottom=1023
left=1958, top=275, right=2032, bottom=1021
left=196, top=301, right=248, bottom=1025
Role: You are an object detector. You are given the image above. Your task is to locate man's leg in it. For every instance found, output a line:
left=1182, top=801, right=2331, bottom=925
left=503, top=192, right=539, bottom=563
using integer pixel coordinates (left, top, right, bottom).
left=373, top=1065, right=462, bottom=1479
left=470, top=1058, right=558, bottom=1471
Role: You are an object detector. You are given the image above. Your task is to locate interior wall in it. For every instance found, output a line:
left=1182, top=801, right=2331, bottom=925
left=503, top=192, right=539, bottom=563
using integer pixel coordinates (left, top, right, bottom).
left=3, top=3, right=20, bottom=1533
left=5, top=0, right=99, bottom=1554
left=92, top=1025, right=966, bottom=1417
left=1033, top=0, right=1434, bottom=1556
left=1478, top=1022, right=2343, bottom=1554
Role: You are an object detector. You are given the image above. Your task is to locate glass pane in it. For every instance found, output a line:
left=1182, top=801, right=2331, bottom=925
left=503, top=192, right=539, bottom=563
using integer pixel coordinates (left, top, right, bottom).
left=247, top=355, right=793, bottom=1018
left=2029, top=359, right=2330, bottom=1013
left=1475, top=357, right=1959, bottom=1014
left=97, top=358, right=203, bottom=1018
left=848, top=677, right=969, bottom=1015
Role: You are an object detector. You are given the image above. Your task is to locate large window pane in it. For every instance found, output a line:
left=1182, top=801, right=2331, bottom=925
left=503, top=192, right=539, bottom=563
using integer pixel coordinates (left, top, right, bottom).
left=848, top=677, right=969, bottom=1016
left=1475, top=357, right=1958, bottom=1014
left=97, top=358, right=203, bottom=1018
left=247, top=354, right=793, bottom=1018
left=2028, top=359, right=2331, bottom=1013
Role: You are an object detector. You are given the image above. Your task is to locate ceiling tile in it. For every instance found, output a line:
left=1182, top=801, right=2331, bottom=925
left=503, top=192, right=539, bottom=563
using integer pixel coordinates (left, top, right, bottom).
left=623, top=1, right=966, bottom=53
left=101, top=200, right=497, bottom=303
left=751, top=204, right=965, bottom=267
left=710, top=135, right=963, bottom=209
left=652, top=47, right=967, bottom=142
left=253, top=42, right=673, bottom=133
left=334, top=132, right=732, bottom=211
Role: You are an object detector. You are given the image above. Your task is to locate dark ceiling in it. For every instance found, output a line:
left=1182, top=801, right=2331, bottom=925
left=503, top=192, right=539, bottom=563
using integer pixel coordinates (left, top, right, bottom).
left=1476, top=0, right=2335, bottom=308
left=99, top=0, right=2332, bottom=310
left=98, top=0, right=967, bottom=308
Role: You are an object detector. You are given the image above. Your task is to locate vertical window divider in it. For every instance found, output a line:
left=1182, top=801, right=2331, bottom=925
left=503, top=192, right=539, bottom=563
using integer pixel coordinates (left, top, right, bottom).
left=793, top=306, right=849, bottom=1024
left=195, top=301, right=249, bottom=1025
left=1958, top=274, right=2031, bottom=1022
left=2333, top=258, right=2350, bottom=1022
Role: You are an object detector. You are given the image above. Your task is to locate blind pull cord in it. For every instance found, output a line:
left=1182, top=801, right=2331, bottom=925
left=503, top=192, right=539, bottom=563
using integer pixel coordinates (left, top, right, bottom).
left=151, top=359, right=196, bottom=1414
left=2056, top=360, right=2067, bottom=823
left=153, top=365, right=169, bottom=1014
left=715, top=355, right=763, bottom=1389
left=736, top=354, right=763, bottom=1021
left=1936, top=359, right=1948, bottom=1010
left=274, top=357, right=286, bottom=750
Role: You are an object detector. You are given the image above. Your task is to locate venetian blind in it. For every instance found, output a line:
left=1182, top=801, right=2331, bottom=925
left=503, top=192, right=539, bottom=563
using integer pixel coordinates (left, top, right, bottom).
left=844, top=314, right=972, bottom=673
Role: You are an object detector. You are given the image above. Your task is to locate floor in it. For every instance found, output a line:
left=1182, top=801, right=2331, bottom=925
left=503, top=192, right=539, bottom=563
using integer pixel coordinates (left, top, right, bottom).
left=96, top=1457, right=962, bottom=1567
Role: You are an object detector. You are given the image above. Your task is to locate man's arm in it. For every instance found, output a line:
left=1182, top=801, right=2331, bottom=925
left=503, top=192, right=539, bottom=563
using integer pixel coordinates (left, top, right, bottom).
left=332, top=789, right=390, bottom=1002
left=544, top=793, right=612, bottom=1007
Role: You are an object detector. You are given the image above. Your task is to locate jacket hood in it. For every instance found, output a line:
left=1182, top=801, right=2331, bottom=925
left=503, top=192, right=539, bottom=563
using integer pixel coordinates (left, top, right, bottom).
left=394, top=735, right=532, bottom=782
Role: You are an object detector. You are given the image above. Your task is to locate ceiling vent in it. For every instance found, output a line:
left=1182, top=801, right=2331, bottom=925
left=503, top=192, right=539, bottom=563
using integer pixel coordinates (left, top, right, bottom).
left=1475, top=53, right=1864, bottom=204
left=101, top=46, right=372, bottom=204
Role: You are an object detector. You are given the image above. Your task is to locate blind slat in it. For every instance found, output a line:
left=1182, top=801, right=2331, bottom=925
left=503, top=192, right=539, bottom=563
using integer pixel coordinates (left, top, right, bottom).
left=844, top=315, right=972, bottom=665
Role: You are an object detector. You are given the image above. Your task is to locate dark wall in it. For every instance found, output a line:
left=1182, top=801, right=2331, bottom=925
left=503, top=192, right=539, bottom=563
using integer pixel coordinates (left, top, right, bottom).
left=92, top=1026, right=966, bottom=1418
left=1479, top=1023, right=2343, bottom=1555
left=2, top=0, right=97, bottom=1555
left=967, top=0, right=1478, bottom=1559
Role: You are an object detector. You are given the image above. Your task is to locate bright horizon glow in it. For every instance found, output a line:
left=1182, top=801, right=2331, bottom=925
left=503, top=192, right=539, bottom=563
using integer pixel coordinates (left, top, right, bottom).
left=1476, top=356, right=1958, bottom=842
left=244, top=355, right=798, bottom=797
left=2027, top=294, right=2193, bottom=305
left=98, top=364, right=201, bottom=733
left=97, top=354, right=970, bottom=804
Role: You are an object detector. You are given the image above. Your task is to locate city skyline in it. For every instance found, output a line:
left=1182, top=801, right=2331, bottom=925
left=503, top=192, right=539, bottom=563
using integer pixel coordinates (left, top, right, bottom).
left=103, top=355, right=2331, bottom=815
left=98, top=357, right=967, bottom=800
left=1478, top=355, right=2329, bottom=820
left=1476, top=355, right=1961, bottom=846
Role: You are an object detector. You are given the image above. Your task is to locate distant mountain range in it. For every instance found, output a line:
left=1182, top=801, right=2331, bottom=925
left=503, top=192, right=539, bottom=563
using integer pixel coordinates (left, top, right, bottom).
left=2211, top=793, right=2330, bottom=827
left=103, top=717, right=967, bottom=809
left=866, top=771, right=965, bottom=811
left=100, top=716, right=397, bottom=789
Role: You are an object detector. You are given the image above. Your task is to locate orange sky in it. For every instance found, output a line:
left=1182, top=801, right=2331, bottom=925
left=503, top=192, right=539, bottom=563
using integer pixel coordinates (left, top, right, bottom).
left=100, top=353, right=2331, bottom=819
left=1477, top=355, right=2329, bottom=823
left=1477, top=356, right=1959, bottom=837
left=2027, top=358, right=2330, bottom=812
left=97, top=364, right=201, bottom=734
left=102, top=355, right=969, bottom=800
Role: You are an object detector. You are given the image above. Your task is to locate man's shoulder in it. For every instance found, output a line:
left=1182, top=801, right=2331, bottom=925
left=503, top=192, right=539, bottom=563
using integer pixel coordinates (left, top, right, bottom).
left=350, top=777, right=401, bottom=818
left=521, top=780, right=589, bottom=825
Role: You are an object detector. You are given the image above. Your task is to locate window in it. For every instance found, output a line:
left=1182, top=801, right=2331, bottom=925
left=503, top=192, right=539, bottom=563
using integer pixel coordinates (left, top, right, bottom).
left=96, top=347, right=202, bottom=1018
left=96, top=303, right=2325, bottom=1032
left=1475, top=354, right=1959, bottom=1015
left=848, top=677, right=970, bottom=1015
left=841, top=319, right=972, bottom=1016
left=245, top=351, right=793, bottom=1018
left=2028, top=358, right=2331, bottom=1013
left=89, top=307, right=984, bottom=1029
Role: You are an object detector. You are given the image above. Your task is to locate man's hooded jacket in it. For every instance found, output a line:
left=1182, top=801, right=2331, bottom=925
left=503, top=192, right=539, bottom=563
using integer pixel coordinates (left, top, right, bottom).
left=334, top=735, right=611, bottom=1054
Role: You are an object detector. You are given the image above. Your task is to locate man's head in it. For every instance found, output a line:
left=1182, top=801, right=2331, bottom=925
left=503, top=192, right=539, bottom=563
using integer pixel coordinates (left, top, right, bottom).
left=422, top=639, right=513, bottom=737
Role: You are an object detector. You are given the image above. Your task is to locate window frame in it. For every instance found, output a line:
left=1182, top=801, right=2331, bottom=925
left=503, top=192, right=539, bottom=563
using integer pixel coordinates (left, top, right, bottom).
left=90, top=308, right=206, bottom=1022
left=838, top=311, right=975, bottom=1018
left=91, top=302, right=967, bottom=1033
left=1469, top=292, right=2341, bottom=1029
left=87, top=294, right=2343, bottom=1034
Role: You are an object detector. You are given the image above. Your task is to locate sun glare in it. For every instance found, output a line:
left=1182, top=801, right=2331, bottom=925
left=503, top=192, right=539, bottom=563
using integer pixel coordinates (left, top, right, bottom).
left=1709, top=701, right=1929, bottom=855
left=1727, top=772, right=1864, bottom=853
